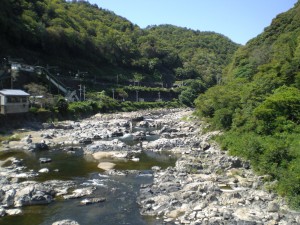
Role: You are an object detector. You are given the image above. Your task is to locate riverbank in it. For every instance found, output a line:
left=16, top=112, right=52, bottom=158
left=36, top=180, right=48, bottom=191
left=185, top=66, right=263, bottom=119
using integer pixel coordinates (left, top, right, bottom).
left=0, top=108, right=299, bottom=224
left=137, top=111, right=300, bottom=225
left=0, top=108, right=190, bottom=223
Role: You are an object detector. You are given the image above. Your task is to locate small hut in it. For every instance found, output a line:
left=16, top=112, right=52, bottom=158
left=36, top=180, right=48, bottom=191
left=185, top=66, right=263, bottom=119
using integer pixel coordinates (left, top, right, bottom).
left=0, top=89, right=30, bottom=114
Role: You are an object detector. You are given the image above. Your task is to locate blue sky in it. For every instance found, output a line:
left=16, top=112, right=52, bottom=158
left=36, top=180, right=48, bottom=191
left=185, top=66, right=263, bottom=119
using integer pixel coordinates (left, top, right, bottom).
left=89, top=0, right=297, bottom=45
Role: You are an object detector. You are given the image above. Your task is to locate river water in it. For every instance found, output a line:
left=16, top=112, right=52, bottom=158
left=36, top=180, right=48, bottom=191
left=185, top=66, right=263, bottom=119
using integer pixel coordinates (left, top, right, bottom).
left=0, top=148, right=177, bottom=225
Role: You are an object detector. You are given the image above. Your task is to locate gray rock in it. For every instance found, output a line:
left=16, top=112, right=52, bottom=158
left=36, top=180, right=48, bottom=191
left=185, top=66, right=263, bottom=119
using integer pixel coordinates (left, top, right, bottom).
left=42, top=123, right=55, bottom=129
left=136, top=121, right=150, bottom=128
left=80, top=197, right=106, bottom=205
left=39, top=168, right=49, bottom=173
left=0, top=207, right=5, bottom=217
left=63, top=187, right=95, bottom=199
left=5, top=208, right=22, bottom=216
left=14, top=183, right=55, bottom=207
left=28, top=142, right=49, bottom=151
left=78, top=138, right=92, bottom=144
left=200, top=141, right=210, bottom=150
left=39, top=158, right=52, bottom=163
left=131, top=116, right=144, bottom=122
left=0, top=189, right=5, bottom=202
left=267, top=202, right=280, bottom=212
left=2, top=189, right=16, bottom=207
left=52, top=219, right=80, bottom=225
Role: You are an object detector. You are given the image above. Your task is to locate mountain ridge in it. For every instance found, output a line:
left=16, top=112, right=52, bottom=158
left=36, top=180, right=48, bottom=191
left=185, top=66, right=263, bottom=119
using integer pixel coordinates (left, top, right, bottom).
left=0, top=0, right=238, bottom=90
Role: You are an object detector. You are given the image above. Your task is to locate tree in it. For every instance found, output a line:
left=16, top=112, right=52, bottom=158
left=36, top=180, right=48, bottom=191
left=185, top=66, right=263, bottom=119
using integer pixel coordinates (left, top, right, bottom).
left=133, top=72, right=144, bottom=86
left=178, top=79, right=207, bottom=107
left=56, top=97, right=68, bottom=116
left=116, top=88, right=128, bottom=101
left=254, top=86, right=300, bottom=134
left=24, top=83, right=55, bottom=108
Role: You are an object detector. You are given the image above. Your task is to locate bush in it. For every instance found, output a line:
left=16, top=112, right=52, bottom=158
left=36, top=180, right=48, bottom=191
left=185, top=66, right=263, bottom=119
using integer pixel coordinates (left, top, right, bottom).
left=253, top=86, right=300, bottom=134
left=29, top=107, right=38, bottom=113
left=212, top=108, right=233, bottom=130
left=56, top=98, right=69, bottom=116
left=67, top=101, right=99, bottom=118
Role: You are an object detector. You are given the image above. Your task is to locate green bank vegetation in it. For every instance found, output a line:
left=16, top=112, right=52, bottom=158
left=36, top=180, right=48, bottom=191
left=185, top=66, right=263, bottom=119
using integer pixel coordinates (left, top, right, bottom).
left=195, top=1, right=300, bottom=208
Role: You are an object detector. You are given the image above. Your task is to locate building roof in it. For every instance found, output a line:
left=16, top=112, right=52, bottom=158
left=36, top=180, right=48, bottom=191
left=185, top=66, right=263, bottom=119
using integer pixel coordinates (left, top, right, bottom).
left=0, top=89, right=30, bottom=96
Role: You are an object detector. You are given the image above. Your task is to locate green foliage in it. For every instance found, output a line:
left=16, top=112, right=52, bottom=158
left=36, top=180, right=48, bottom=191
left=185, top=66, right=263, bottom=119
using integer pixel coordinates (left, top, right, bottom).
left=141, top=25, right=238, bottom=88
left=56, top=97, right=68, bottom=116
left=0, top=0, right=238, bottom=88
left=123, top=86, right=178, bottom=93
left=67, top=101, right=97, bottom=118
left=0, top=134, right=21, bottom=143
left=116, top=88, right=128, bottom=101
left=254, top=86, right=300, bottom=134
left=64, top=91, right=181, bottom=117
left=119, top=99, right=181, bottom=112
left=132, top=72, right=144, bottom=86
left=195, top=2, right=300, bottom=208
left=24, top=83, right=55, bottom=108
left=219, top=131, right=296, bottom=182
left=178, top=79, right=207, bottom=107
left=94, top=91, right=120, bottom=113
left=29, top=106, right=38, bottom=113
left=195, top=80, right=244, bottom=129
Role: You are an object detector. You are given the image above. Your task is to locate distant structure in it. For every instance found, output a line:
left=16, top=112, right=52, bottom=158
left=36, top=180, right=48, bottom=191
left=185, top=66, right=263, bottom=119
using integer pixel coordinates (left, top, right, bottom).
left=0, top=89, right=30, bottom=114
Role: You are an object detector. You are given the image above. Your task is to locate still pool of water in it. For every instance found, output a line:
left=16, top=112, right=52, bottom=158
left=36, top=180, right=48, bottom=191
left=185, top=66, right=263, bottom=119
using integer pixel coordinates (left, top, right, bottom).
left=0, top=149, right=177, bottom=225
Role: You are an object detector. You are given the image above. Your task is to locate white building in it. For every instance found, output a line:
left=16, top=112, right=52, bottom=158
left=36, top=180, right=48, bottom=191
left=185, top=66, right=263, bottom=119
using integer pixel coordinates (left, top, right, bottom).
left=0, top=89, right=30, bottom=114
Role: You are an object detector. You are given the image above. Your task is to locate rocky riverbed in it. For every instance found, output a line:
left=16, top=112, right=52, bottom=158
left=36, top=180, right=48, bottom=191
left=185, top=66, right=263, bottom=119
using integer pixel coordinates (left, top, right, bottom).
left=0, top=108, right=299, bottom=224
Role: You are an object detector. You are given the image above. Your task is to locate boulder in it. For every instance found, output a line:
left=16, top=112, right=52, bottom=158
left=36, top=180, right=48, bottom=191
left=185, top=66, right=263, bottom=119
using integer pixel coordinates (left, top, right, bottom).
left=63, top=187, right=95, bottom=199
left=80, top=197, right=106, bottom=205
left=39, top=158, right=52, bottom=163
left=131, top=116, right=144, bottom=122
left=97, top=162, right=116, bottom=171
left=42, top=123, right=55, bottom=129
left=39, top=168, right=49, bottom=173
left=52, top=219, right=80, bottom=225
left=78, top=137, right=93, bottom=145
left=0, top=189, right=5, bottom=202
left=14, top=183, right=55, bottom=207
left=28, top=143, right=49, bottom=151
left=267, top=202, right=280, bottom=212
left=0, top=207, right=5, bottom=217
left=5, top=208, right=22, bottom=216
left=136, top=121, right=150, bottom=128
left=159, top=126, right=178, bottom=134
left=2, top=189, right=16, bottom=207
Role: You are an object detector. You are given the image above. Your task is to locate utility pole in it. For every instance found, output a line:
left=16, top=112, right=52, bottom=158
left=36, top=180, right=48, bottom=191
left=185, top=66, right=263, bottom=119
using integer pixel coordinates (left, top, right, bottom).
left=112, top=88, right=115, bottom=99
left=83, top=85, right=86, bottom=101
left=158, top=91, right=161, bottom=101
left=79, top=84, right=82, bottom=101
left=136, top=90, right=139, bottom=102
left=10, top=75, right=13, bottom=89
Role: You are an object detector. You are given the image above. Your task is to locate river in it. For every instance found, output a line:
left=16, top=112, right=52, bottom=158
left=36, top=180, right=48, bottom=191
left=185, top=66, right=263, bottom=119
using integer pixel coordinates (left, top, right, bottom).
left=0, top=149, right=177, bottom=225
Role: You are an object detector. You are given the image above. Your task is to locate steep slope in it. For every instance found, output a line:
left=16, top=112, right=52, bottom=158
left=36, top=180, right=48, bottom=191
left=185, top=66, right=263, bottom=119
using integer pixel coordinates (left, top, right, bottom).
left=195, top=1, right=300, bottom=208
left=146, top=25, right=238, bottom=85
left=0, top=0, right=238, bottom=88
left=0, top=0, right=141, bottom=79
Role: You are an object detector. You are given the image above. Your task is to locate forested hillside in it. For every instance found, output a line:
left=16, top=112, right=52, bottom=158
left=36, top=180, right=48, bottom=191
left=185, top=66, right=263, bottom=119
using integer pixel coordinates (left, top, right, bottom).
left=195, top=1, right=300, bottom=208
left=0, top=0, right=238, bottom=92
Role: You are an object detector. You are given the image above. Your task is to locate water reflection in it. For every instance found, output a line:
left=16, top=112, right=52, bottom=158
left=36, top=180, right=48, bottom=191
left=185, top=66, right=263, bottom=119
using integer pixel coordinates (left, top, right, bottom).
left=0, top=148, right=176, bottom=225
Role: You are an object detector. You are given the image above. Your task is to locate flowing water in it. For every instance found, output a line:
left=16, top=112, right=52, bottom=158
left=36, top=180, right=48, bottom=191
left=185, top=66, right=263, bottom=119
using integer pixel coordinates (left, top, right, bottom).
left=0, top=148, right=177, bottom=225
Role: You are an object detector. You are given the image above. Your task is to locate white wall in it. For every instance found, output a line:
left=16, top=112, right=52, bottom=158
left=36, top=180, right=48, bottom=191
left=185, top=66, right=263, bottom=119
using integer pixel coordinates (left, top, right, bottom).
left=0, top=95, right=29, bottom=114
